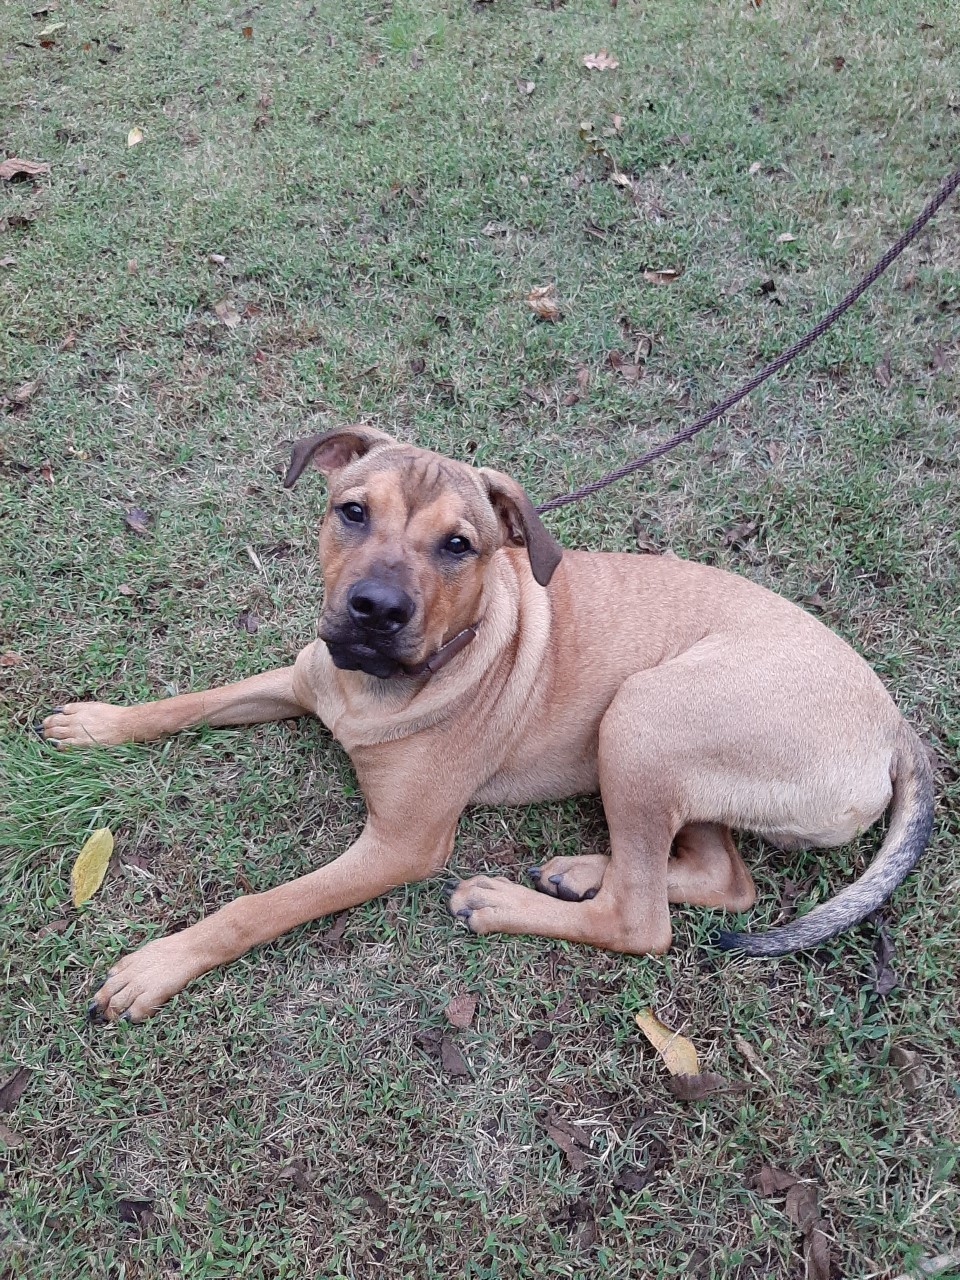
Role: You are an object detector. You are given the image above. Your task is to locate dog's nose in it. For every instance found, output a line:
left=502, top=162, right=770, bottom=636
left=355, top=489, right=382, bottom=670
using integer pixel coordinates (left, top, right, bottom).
left=347, top=579, right=415, bottom=633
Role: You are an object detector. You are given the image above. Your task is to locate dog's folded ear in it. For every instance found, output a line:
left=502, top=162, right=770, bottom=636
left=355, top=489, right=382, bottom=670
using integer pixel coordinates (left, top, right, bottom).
left=283, top=425, right=396, bottom=488
left=480, top=468, right=563, bottom=587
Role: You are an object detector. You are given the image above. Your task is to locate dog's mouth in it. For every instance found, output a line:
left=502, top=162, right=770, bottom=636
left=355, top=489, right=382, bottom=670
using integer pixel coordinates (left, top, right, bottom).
left=323, top=637, right=411, bottom=680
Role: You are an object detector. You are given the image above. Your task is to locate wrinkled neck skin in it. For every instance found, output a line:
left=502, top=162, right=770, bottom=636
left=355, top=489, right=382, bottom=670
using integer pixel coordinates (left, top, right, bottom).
left=313, top=549, right=551, bottom=753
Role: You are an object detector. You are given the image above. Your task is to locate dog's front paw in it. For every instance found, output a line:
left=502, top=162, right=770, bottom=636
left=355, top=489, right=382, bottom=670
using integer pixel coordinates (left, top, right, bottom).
left=42, top=702, right=132, bottom=748
left=445, top=874, right=539, bottom=936
left=87, top=936, right=206, bottom=1023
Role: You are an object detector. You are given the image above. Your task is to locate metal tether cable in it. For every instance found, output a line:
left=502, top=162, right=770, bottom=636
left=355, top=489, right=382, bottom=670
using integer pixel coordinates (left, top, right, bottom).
left=535, top=166, right=960, bottom=515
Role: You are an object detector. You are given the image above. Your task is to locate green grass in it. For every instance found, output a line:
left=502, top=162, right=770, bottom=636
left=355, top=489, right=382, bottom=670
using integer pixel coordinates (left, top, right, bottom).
left=2, top=0, right=959, bottom=1276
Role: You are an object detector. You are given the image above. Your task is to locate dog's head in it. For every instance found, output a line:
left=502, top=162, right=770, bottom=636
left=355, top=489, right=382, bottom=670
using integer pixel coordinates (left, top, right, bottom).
left=284, top=426, right=562, bottom=678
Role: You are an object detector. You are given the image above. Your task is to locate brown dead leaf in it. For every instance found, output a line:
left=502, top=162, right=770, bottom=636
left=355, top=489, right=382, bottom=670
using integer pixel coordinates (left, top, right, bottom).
left=582, top=50, right=619, bottom=70
left=126, top=259, right=138, bottom=275
left=59, top=330, right=76, bottom=351
left=117, top=583, right=134, bottom=596
left=806, top=1228, right=831, bottom=1280
left=127, top=127, right=143, bottom=148
left=871, top=918, right=898, bottom=996
left=0, top=1067, right=31, bottom=1112
left=208, top=252, right=227, bottom=265
left=214, top=299, right=242, bottom=328
left=124, top=506, right=152, bottom=535
left=0, top=158, right=51, bottom=181
left=619, top=363, right=641, bottom=383
left=440, top=1036, right=470, bottom=1078
left=785, top=1182, right=819, bottom=1234
left=241, top=24, right=253, bottom=38
left=832, top=55, right=846, bottom=71
left=516, top=78, right=535, bottom=95
left=319, top=912, right=349, bottom=947
left=642, top=266, right=683, bottom=284
left=543, top=1112, right=591, bottom=1170
left=874, top=355, right=892, bottom=388
left=235, top=610, right=260, bottom=634
left=561, top=390, right=580, bottom=407
left=277, top=1161, right=311, bottom=1191
left=11, top=380, right=39, bottom=405
left=0, top=1122, right=24, bottom=1147
left=118, top=1197, right=159, bottom=1229
left=635, top=1009, right=699, bottom=1076
left=889, top=1043, right=928, bottom=1093
left=35, top=917, right=70, bottom=938
left=576, top=365, right=590, bottom=392
left=777, top=232, right=797, bottom=243
left=444, top=992, right=478, bottom=1030
left=757, top=1164, right=798, bottom=1196
left=1, top=650, right=24, bottom=667
left=667, top=1072, right=739, bottom=1100
left=526, top=284, right=560, bottom=321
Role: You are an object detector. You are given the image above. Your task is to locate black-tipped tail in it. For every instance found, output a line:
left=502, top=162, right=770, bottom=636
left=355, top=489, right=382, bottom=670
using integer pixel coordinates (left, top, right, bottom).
left=712, top=731, right=934, bottom=958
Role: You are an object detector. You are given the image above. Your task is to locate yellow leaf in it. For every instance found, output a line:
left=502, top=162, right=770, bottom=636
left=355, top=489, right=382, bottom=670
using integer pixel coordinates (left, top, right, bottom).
left=70, top=828, right=114, bottom=906
left=127, top=127, right=143, bottom=148
left=635, top=1009, right=699, bottom=1076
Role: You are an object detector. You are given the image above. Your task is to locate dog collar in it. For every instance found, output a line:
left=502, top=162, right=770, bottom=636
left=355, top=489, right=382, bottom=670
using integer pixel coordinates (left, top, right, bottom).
left=394, top=622, right=480, bottom=679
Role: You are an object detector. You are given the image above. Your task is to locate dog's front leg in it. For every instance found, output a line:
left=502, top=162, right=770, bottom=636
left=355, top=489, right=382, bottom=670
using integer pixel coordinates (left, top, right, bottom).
left=41, top=666, right=307, bottom=748
left=88, top=817, right=455, bottom=1022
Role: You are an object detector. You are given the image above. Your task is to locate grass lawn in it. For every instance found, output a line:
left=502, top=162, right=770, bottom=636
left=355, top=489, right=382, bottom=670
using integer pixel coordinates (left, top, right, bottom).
left=2, top=0, right=959, bottom=1275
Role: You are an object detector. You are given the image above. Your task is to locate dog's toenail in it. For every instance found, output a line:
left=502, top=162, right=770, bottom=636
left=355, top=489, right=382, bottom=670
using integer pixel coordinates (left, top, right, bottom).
left=456, top=908, right=472, bottom=919
left=119, top=1011, right=131, bottom=1023
left=583, top=887, right=598, bottom=900
left=51, top=706, right=64, bottom=715
left=548, top=874, right=563, bottom=885
left=527, top=866, right=541, bottom=880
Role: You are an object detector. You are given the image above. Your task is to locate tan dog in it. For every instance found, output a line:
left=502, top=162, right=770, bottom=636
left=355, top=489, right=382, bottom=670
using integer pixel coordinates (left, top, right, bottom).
left=44, top=427, right=934, bottom=1023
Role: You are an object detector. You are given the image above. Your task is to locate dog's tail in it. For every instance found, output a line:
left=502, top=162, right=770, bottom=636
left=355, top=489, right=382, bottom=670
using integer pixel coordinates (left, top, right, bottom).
left=715, top=729, right=935, bottom=957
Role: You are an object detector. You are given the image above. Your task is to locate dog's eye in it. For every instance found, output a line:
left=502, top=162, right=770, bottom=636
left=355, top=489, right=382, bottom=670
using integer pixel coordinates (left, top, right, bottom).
left=339, top=502, right=366, bottom=525
left=443, top=535, right=472, bottom=556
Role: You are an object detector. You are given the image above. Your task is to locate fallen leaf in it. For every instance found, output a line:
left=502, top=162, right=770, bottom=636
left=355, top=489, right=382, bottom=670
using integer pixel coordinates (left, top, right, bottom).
left=0, top=650, right=24, bottom=666
left=39, top=19, right=64, bottom=35
left=526, top=284, right=560, bottom=322
left=124, top=506, right=152, bottom=535
left=207, top=252, right=227, bottom=265
left=528, top=1029, right=553, bottom=1051
left=59, top=330, right=76, bottom=351
left=543, top=1112, right=590, bottom=1170
left=213, top=299, right=242, bottom=328
left=874, top=356, right=892, bottom=388
left=619, top=363, right=641, bottom=383
left=613, top=1138, right=669, bottom=1193
left=0, top=1068, right=32, bottom=1112
left=235, top=866, right=254, bottom=894
left=11, top=380, right=39, bottom=405
left=241, top=24, right=253, bottom=38
left=35, top=917, right=70, bottom=937
left=127, top=127, right=143, bottom=148
left=235, top=610, right=260, bottom=634
left=360, top=1186, right=388, bottom=1218
left=642, top=267, right=683, bottom=284
left=757, top=1164, right=798, bottom=1196
left=0, top=1122, right=24, bottom=1147
left=871, top=919, right=898, bottom=996
left=733, top=1033, right=774, bottom=1085
left=667, top=1072, right=742, bottom=1100
left=832, top=55, right=845, bottom=71
left=277, top=1161, right=312, bottom=1190
left=0, top=255, right=15, bottom=268
left=635, top=1009, right=699, bottom=1076
left=889, top=1043, right=927, bottom=1093
left=785, top=1182, right=819, bottom=1233
left=582, top=50, right=619, bottom=70
left=126, top=259, right=138, bottom=275
left=576, top=365, right=590, bottom=392
left=319, top=912, right=349, bottom=947
left=777, top=232, right=797, bottom=243
left=0, top=158, right=51, bottom=181
left=562, top=391, right=580, bottom=406
left=749, top=160, right=762, bottom=175
left=440, top=1036, right=470, bottom=1078
left=806, top=1228, right=831, bottom=1280
left=445, top=992, right=477, bottom=1030
left=516, top=78, right=535, bottom=95
left=609, top=113, right=624, bottom=133
left=39, top=462, right=53, bottom=484
left=118, top=1197, right=159, bottom=1227
left=117, top=583, right=134, bottom=596
left=409, top=356, right=426, bottom=375
left=70, top=827, right=114, bottom=906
